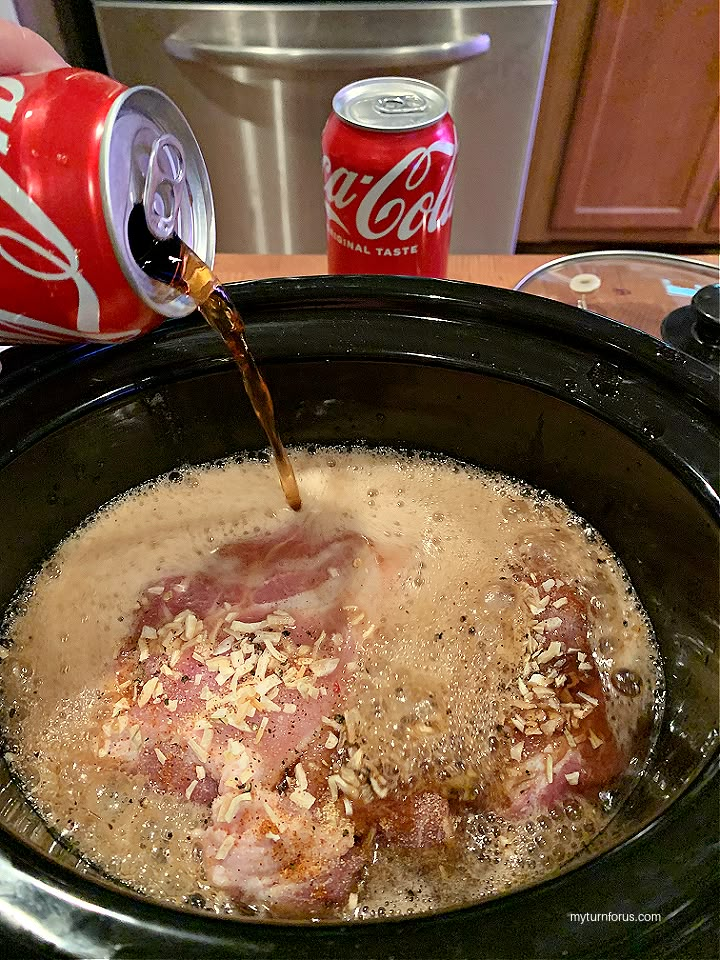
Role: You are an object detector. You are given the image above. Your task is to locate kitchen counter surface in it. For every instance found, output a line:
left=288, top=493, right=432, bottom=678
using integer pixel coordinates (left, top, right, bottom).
left=214, top=254, right=550, bottom=292
left=215, top=253, right=718, bottom=338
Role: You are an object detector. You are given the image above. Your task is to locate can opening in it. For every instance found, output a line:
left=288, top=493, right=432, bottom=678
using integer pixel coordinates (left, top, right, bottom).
left=99, top=86, right=215, bottom=320
left=127, top=203, right=184, bottom=287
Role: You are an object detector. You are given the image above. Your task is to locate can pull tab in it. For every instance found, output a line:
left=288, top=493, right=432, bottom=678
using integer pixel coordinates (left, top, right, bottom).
left=143, top=134, right=186, bottom=240
left=374, top=94, right=428, bottom=116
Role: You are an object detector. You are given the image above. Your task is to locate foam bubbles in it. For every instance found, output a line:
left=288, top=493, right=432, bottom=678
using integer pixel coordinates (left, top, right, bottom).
left=0, top=446, right=661, bottom=921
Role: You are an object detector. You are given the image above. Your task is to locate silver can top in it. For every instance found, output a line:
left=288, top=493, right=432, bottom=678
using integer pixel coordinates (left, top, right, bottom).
left=333, top=77, right=448, bottom=132
left=99, top=85, right=215, bottom=319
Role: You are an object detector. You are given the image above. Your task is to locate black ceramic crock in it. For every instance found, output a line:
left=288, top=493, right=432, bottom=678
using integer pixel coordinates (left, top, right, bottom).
left=0, top=277, right=717, bottom=960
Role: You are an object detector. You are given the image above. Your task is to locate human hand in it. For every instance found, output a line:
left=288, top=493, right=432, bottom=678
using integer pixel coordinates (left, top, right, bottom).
left=0, top=20, right=66, bottom=75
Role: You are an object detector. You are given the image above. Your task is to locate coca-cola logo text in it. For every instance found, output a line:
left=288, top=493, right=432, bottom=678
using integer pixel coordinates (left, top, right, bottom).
left=323, top=140, right=456, bottom=243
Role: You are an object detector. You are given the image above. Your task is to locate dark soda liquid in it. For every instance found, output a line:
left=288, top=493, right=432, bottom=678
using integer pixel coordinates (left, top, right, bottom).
left=128, top=205, right=301, bottom=511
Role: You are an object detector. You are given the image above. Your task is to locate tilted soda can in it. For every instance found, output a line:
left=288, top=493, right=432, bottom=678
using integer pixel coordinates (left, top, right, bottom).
left=0, top=68, right=214, bottom=344
left=322, top=77, right=457, bottom=279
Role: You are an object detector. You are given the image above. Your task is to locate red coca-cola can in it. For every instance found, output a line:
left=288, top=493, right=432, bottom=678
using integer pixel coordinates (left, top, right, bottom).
left=322, top=77, right=457, bottom=278
left=0, top=68, right=214, bottom=345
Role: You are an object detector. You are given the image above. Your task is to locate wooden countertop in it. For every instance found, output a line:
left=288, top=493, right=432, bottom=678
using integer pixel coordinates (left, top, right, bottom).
left=214, top=254, right=550, bottom=291
left=214, top=253, right=719, bottom=338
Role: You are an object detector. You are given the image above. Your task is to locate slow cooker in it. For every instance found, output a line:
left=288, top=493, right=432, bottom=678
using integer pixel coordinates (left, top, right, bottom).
left=0, top=277, right=717, bottom=958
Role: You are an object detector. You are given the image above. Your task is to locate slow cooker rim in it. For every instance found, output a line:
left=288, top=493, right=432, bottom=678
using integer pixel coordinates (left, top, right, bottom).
left=0, top=275, right=717, bottom=414
left=0, top=280, right=717, bottom=531
left=222, top=275, right=720, bottom=410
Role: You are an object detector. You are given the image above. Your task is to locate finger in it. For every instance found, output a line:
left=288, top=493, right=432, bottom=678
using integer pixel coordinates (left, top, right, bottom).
left=0, top=22, right=67, bottom=76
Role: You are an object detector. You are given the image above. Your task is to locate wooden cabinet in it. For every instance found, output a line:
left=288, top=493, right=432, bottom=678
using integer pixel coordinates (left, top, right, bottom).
left=707, top=190, right=719, bottom=232
left=519, top=0, right=719, bottom=248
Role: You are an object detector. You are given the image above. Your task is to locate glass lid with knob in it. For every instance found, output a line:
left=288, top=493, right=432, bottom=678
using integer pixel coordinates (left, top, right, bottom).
left=514, top=250, right=720, bottom=338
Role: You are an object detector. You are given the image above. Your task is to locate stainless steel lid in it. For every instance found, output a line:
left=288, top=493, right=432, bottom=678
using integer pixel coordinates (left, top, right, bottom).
left=99, top=85, right=216, bottom=319
left=514, top=250, right=720, bottom=333
left=332, top=78, right=448, bottom=132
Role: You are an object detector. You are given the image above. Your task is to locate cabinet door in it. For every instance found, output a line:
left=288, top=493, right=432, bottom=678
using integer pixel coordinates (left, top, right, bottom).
left=707, top=191, right=719, bottom=233
left=551, top=0, right=719, bottom=233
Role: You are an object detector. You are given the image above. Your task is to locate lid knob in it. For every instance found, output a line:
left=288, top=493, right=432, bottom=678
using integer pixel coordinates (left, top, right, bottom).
left=691, top=283, right=720, bottom=345
left=569, top=273, right=602, bottom=294
left=661, top=282, right=720, bottom=365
